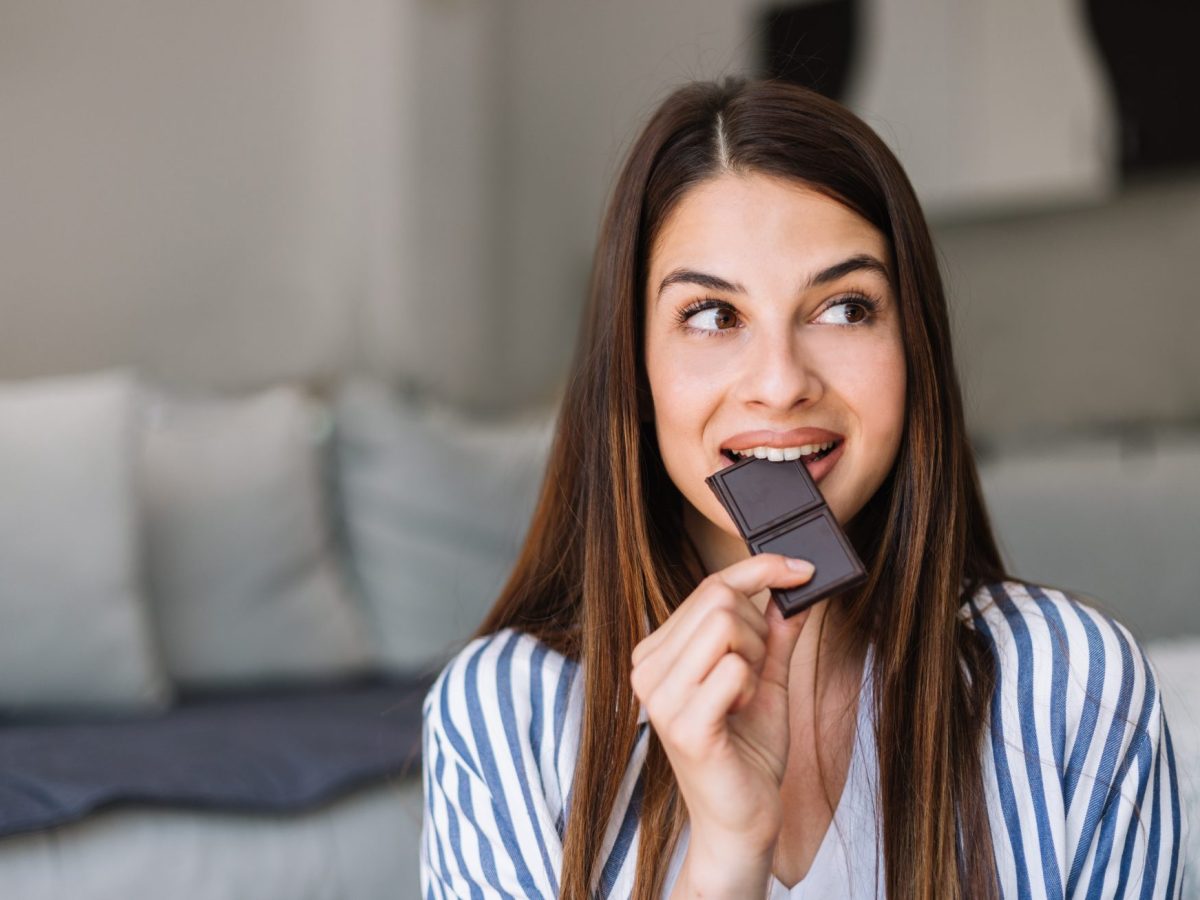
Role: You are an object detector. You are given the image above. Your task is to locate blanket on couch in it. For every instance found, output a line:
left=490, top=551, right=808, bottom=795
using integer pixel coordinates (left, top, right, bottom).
left=0, top=674, right=433, bottom=837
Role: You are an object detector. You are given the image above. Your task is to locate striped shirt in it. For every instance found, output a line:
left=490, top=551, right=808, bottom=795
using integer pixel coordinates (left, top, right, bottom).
left=419, top=580, right=1187, bottom=897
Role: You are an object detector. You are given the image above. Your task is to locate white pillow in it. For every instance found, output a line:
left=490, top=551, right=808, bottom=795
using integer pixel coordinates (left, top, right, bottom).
left=333, top=379, right=556, bottom=673
left=141, top=384, right=371, bottom=687
left=0, top=371, right=171, bottom=713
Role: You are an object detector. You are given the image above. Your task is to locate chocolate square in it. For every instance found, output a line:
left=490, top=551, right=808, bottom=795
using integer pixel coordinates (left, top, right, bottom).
left=705, top=456, right=867, bottom=617
left=707, top=453, right=822, bottom=535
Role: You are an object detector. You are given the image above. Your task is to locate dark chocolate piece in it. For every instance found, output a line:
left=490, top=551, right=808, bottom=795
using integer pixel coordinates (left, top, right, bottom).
left=705, top=456, right=867, bottom=617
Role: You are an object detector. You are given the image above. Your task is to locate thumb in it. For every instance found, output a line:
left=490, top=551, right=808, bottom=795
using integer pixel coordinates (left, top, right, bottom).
left=759, top=595, right=809, bottom=690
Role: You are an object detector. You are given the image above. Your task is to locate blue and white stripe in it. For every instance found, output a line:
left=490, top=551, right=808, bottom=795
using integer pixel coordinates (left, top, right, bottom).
left=420, top=580, right=1187, bottom=898
left=966, top=582, right=1185, bottom=898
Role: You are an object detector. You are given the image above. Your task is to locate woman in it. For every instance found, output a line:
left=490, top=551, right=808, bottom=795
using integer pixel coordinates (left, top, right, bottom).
left=418, top=77, right=1185, bottom=898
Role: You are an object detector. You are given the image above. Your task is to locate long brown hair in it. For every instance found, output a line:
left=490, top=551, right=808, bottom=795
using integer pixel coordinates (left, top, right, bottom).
left=475, top=76, right=1010, bottom=899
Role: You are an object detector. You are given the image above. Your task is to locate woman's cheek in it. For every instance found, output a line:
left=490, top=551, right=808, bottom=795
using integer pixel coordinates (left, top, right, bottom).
left=864, top=363, right=906, bottom=512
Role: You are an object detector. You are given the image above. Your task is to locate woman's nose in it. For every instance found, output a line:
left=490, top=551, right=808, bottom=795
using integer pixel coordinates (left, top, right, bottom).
left=733, top=330, right=822, bottom=411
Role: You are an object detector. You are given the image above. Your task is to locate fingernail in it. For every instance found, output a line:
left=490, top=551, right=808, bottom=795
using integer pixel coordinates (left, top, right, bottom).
left=786, top=558, right=814, bottom=575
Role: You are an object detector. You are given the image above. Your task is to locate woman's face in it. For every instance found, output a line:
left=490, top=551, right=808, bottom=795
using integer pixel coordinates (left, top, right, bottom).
left=643, top=171, right=906, bottom=558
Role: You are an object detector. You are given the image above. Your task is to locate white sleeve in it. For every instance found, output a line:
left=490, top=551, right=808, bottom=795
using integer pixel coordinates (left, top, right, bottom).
left=1066, top=639, right=1186, bottom=898
left=419, top=633, right=565, bottom=899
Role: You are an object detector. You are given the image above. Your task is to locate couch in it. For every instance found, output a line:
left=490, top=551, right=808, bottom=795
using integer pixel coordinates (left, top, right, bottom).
left=0, top=371, right=556, bottom=899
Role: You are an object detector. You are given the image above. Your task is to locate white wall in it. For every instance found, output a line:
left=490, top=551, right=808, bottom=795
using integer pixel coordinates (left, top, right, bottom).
left=487, top=0, right=762, bottom=407
left=402, top=0, right=508, bottom=407
left=3, top=1, right=1196, bottom=435
left=1, top=2, right=371, bottom=387
left=0, top=0, right=502, bottom=405
left=938, top=176, right=1200, bottom=445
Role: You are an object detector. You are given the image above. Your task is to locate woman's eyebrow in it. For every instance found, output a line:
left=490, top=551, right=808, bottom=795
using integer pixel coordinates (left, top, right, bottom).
left=655, top=269, right=746, bottom=301
left=656, top=253, right=891, bottom=303
left=805, top=253, right=891, bottom=288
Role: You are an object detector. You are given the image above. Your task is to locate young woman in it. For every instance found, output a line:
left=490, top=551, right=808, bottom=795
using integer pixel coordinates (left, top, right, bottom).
left=418, top=77, right=1185, bottom=898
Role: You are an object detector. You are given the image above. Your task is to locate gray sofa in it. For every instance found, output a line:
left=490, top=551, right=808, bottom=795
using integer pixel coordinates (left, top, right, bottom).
left=0, top=372, right=555, bottom=899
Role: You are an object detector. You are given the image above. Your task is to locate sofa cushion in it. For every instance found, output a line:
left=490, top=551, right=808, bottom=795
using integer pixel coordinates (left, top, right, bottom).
left=0, top=371, right=170, bottom=714
left=333, top=379, right=556, bottom=674
left=141, top=385, right=371, bottom=687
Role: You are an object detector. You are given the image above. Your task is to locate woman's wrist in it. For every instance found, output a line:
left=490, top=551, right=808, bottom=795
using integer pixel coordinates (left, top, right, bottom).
left=670, top=829, right=776, bottom=899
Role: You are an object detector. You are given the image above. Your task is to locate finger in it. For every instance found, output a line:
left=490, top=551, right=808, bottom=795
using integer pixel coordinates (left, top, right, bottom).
left=671, top=606, right=767, bottom=685
left=709, top=553, right=815, bottom=602
left=632, top=554, right=809, bottom=668
left=662, top=653, right=755, bottom=751
left=631, top=583, right=760, bottom=673
left=639, top=609, right=766, bottom=720
left=645, top=553, right=811, bottom=670
left=632, top=582, right=767, bottom=699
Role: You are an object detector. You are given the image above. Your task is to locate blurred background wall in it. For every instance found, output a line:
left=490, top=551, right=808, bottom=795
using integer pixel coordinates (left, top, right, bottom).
left=2, top=0, right=1199, bottom=615
left=3, top=0, right=1199, bottom=438
left=1, top=1, right=422, bottom=391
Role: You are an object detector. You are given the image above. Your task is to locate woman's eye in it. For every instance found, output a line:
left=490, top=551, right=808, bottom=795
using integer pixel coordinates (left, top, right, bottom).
left=678, top=300, right=739, bottom=334
left=676, top=294, right=879, bottom=334
left=815, top=296, right=877, bottom=326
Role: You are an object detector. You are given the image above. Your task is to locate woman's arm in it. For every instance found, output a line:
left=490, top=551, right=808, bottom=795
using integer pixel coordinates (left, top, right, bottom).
left=420, top=631, right=565, bottom=900
left=667, top=834, right=776, bottom=899
left=967, top=582, right=1187, bottom=898
left=1065, top=648, right=1186, bottom=898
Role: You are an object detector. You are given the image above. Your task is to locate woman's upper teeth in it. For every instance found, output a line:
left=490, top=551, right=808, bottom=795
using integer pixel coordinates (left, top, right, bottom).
left=732, top=441, right=836, bottom=461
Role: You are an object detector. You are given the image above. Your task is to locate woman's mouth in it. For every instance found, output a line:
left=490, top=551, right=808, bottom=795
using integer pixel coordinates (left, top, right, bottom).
left=719, top=439, right=845, bottom=484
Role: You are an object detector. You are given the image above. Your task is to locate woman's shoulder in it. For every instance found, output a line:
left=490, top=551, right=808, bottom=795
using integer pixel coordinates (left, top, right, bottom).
left=959, top=585, right=1185, bottom=892
left=960, top=578, right=1150, bottom=685
left=959, top=578, right=1167, bottom=780
left=422, top=627, right=581, bottom=787
left=419, top=631, right=587, bottom=895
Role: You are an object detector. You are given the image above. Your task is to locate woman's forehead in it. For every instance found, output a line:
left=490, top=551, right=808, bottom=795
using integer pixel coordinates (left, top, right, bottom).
left=647, top=173, right=889, bottom=295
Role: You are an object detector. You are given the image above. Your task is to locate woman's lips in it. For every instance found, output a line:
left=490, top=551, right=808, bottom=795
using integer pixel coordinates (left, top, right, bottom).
left=717, top=439, right=845, bottom=485
left=804, top=439, right=844, bottom=484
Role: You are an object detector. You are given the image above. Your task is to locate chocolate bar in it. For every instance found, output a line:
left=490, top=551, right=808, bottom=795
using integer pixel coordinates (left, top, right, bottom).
left=704, top=456, right=867, bottom=617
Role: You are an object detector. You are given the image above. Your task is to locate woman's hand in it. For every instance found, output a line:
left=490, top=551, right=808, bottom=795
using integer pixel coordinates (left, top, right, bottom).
left=630, top=553, right=814, bottom=890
